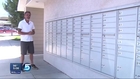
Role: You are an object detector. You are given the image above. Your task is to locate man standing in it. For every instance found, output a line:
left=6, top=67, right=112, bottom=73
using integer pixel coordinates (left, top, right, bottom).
left=18, top=11, right=38, bottom=71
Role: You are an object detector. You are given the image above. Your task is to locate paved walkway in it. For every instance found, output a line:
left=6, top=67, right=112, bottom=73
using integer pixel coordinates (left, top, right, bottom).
left=0, top=36, right=71, bottom=79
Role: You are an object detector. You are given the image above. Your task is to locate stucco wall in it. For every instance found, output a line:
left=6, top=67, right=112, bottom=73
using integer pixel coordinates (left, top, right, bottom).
left=44, top=0, right=140, bottom=21
left=26, top=7, right=44, bottom=54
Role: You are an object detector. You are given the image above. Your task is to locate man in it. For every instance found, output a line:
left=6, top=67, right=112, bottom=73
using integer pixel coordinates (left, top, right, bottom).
left=18, top=11, right=38, bottom=71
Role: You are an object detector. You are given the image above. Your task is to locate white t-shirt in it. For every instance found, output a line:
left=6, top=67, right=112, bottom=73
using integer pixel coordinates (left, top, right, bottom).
left=18, top=19, right=35, bottom=42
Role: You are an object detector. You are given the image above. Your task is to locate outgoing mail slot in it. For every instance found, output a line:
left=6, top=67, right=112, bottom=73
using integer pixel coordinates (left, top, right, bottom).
left=119, top=8, right=136, bottom=16
left=102, top=48, right=115, bottom=55
left=118, top=45, right=134, bottom=53
left=118, top=28, right=136, bottom=34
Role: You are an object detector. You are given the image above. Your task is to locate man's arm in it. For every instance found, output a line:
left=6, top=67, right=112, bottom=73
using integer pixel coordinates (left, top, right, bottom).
left=18, top=29, right=29, bottom=35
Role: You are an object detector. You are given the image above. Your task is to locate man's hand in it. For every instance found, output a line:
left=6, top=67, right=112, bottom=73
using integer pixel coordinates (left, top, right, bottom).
left=28, top=31, right=34, bottom=35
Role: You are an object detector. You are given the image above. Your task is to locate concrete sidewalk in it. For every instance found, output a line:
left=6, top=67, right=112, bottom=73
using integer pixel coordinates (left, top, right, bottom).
left=0, top=36, right=71, bottom=79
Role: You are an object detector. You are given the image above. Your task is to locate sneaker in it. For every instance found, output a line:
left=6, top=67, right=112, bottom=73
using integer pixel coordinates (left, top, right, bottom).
left=31, top=64, right=39, bottom=69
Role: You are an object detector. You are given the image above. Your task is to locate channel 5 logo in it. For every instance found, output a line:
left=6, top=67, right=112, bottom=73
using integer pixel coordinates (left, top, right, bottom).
left=10, top=63, right=31, bottom=74
left=23, top=63, right=31, bottom=71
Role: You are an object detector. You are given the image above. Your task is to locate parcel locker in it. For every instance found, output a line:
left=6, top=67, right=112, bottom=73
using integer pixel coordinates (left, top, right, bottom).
left=73, top=48, right=81, bottom=63
left=101, top=59, right=115, bottom=76
left=81, top=53, right=90, bottom=67
left=67, top=49, right=73, bottom=61
left=116, top=57, right=135, bottom=78
left=90, top=51, right=101, bottom=71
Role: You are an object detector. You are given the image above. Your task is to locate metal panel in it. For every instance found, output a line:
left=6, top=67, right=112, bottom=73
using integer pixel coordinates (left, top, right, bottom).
left=118, top=28, right=136, bottom=34
left=82, top=15, right=90, bottom=20
left=119, top=21, right=136, bottom=28
left=74, top=21, right=81, bottom=25
left=81, top=41, right=90, bottom=46
left=73, top=48, right=81, bottom=63
left=90, top=51, right=101, bottom=71
left=73, top=24, right=81, bottom=28
left=102, top=59, right=115, bottom=76
left=119, top=8, right=137, bottom=16
left=81, top=49, right=90, bottom=54
left=118, top=40, right=135, bottom=46
left=92, top=13, right=102, bottom=19
left=81, top=45, right=90, bottom=50
left=81, top=24, right=90, bottom=28
left=73, top=29, right=81, bottom=32
left=74, top=17, right=81, bottom=21
left=81, top=53, right=89, bottom=67
left=116, top=57, right=134, bottom=78
left=135, top=67, right=140, bottom=78
left=91, top=28, right=102, bottom=33
left=136, top=53, right=140, bottom=60
left=91, top=37, right=102, bottom=42
left=82, top=20, right=90, bottom=24
left=61, top=45, right=66, bottom=58
left=103, top=23, right=116, bottom=28
left=102, top=53, right=115, bottom=60
left=102, top=48, right=115, bottom=55
left=91, top=33, right=102, bottom=38
left=73, top=33, right=81, bottom=36
left=91, top=42, right=101, bottom=47
left=103, top=43, right=115, bottom=49
left=119, top=15, right=136, bottom=22
left=103, top=38, right=115, bottom=44
left=103, top=17, right=116, bottom=23
left=118, top=45, right=134, bottom=52
left=56, top=46, right=61, bottom=56
left=103, top=28, right=116, bottom=34
left=138, top=21, right=140, bottom=27
left=118, top=51, right=134, bottom=59
left=67, top=49, right=72, bottom=60
left=103, top=34, right=115, bottom=39
left=92, top=19, right=102, bottom=23
left=67, top=29, right=73, bottom=33
left=81, top=29, right=90, bottom=33
left=91, top=23, right=102, bottom=28
left=103, top=11, right=116, bottom=17
left=81, top=37, right=90, bottom=41
left=118, top=34, right=135, bottom=40
left=91, top=47, right=101, bottom=52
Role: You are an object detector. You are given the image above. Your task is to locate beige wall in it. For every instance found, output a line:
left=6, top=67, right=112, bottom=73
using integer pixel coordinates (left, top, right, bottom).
left=44, top=0, right=140, bottom=21
left=26, top=7, right=44, bottom=54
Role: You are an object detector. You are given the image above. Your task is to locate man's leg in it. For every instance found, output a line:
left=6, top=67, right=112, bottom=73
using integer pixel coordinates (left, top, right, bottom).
left=29, top=54, right=34, bottom=65
left=28, top=41, right=38, bottom=69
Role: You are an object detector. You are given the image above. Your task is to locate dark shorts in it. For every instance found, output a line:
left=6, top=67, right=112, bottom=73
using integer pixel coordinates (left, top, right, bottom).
left=20, top=41, right=34, bottom=55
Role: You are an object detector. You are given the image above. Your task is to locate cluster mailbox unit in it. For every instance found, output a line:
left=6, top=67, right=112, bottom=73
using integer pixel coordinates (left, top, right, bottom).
left=45, top=6, right=140, bottom=78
